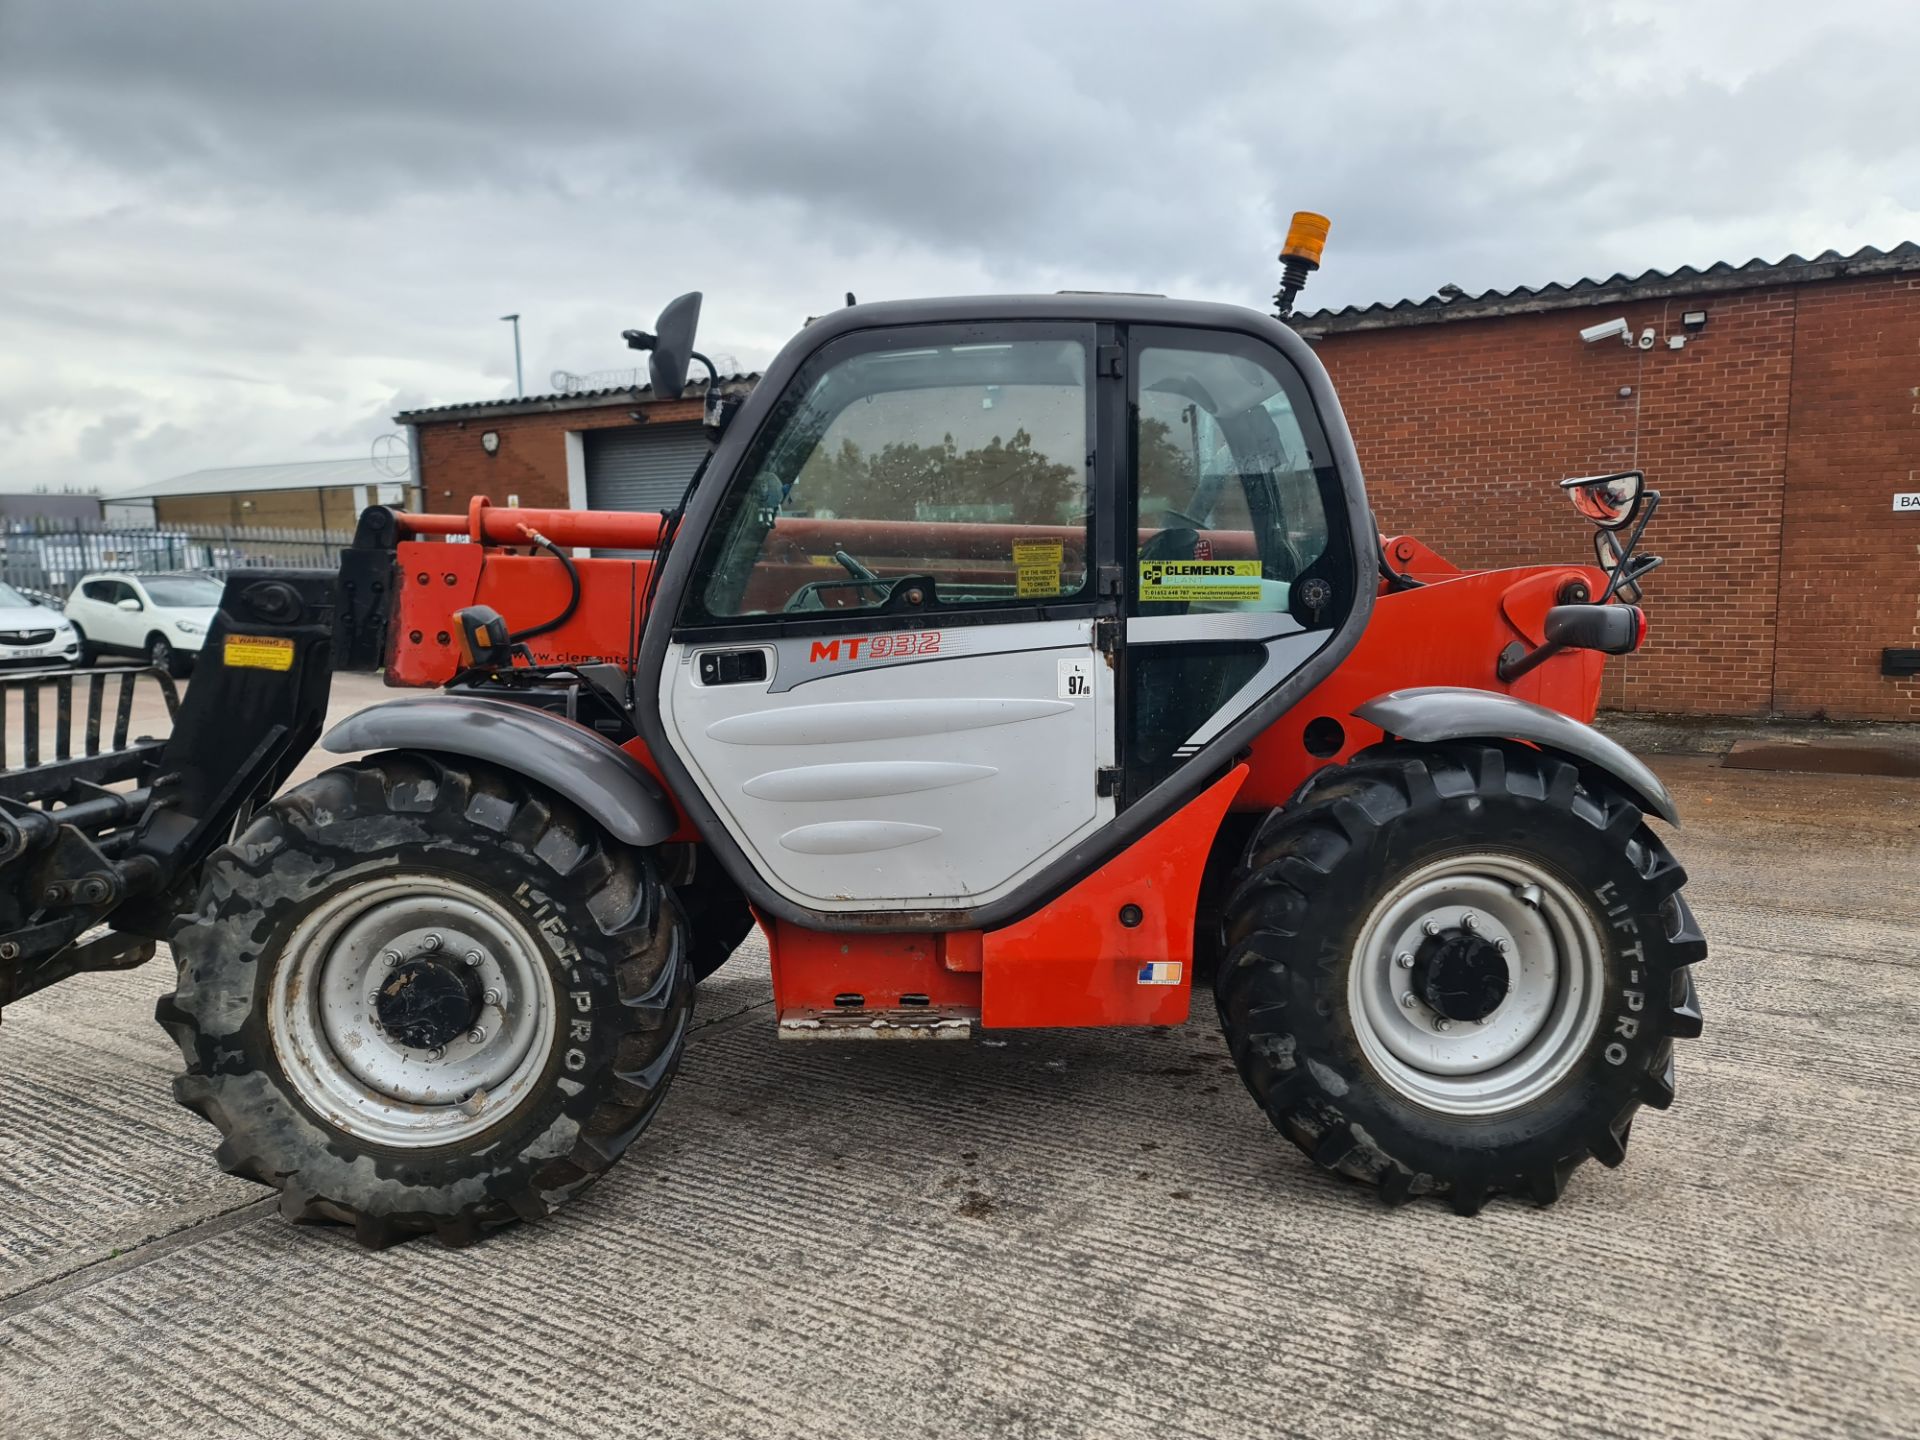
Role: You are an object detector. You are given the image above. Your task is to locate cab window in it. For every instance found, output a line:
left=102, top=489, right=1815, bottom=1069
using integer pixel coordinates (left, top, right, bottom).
left=688, top=330, right=1091, bottom=622
left=1133, top=340, right=1337, bottom=624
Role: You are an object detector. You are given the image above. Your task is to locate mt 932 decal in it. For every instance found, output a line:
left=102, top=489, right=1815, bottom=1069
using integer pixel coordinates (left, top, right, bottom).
left=808, top=631, right=944, bottom=663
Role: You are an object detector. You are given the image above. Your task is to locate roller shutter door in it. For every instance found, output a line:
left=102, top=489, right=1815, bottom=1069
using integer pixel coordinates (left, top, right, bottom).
left=583, top=424, right=710, bottom=512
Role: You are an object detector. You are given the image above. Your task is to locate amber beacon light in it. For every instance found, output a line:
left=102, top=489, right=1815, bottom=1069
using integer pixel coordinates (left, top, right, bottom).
left=1275, top=210, right=1331, bottom=317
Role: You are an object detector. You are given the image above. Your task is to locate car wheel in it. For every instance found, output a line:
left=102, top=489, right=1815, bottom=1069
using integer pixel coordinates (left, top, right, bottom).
left=68, top=624, right=94, bottom=666
left=147, top=633, right=189, bottom=678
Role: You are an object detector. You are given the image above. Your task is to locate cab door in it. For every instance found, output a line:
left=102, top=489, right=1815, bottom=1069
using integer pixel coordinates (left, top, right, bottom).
left=1118, top=325, right=1361, bottom=804
left=655, top=324, right=1117, bottom=918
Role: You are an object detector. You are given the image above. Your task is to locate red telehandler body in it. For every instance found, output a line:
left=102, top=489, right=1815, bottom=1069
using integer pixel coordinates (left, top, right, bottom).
left=0, top=235, right=1703, bottom=1244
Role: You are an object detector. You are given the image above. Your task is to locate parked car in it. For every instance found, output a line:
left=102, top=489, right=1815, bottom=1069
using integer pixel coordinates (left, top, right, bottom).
left=64, top=572, right=223, bottom=675
left=0, top=580, right=81, bottom=667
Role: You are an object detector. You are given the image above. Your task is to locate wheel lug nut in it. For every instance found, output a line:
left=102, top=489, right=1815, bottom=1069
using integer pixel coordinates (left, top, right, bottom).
left=1401, top=994, right=1418, bottom=1010
left=1434, top=1018, right=1452, bottom=1032
left=1477, top=1016, right=1492, bottom=1025
left=466, top=1027, right=486, bottom=1045
left=481, top=988, right=500, bottom=1006
left=1394, top=951, right=1414, bottom=969
left=1422, top=920, right=1441, bottom=937
left=1495, top=938, right=1510, bottom=954
left=463, top=949, right=482, bottom=967
left=380, top=949, right=400, bottom=967
left=426, top=1045, right=445, bottom=1061
left=422, top=933, right=443, bottom=952
left=1460, top=911, right=1479, bottom=932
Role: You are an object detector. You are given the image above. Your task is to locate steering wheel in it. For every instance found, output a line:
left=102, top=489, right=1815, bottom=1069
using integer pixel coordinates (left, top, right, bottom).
left=782, top=550, right=892, bottom=612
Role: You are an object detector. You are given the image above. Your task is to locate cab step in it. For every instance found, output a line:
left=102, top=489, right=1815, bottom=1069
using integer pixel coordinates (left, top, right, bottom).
left=777, top=1006, right=976, bottom=1041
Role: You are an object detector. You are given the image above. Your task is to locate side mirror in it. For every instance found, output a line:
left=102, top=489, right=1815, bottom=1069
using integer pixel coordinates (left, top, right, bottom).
left=117, top=597, right=142, bottom=612
left=1560, top=469, right=1643, bottom=529
left=625, top=292, right=703, bottom=399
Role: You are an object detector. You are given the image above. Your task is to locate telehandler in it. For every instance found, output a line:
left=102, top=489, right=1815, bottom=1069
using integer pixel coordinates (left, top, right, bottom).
left=0, top=218, right=1703, bottom=1244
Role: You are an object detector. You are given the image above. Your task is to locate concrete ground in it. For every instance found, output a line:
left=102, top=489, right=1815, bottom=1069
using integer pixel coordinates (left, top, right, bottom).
left=1, top=670, right=1916, bottom=1439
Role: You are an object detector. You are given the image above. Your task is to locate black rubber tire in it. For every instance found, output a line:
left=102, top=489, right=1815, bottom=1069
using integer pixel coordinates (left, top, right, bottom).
left=157, top=752, right=692, bottom=1247
left=672, top=849, right=757, bottom=982
left=1216, top=741, right=1706, bottom=1215
left=146, top=632, right=188, bottom=678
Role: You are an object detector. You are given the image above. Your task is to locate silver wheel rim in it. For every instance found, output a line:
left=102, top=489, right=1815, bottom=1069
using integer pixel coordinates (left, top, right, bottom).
left=1347, top=852, right=1606, bottom=1117
left=268, top=873, right=558, bottom=1148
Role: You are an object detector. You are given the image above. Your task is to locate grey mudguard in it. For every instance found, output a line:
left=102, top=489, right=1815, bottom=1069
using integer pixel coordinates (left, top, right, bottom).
left=1354, top=686, right=1679, bottom=826
left=322, top=695, right=676, bottom=846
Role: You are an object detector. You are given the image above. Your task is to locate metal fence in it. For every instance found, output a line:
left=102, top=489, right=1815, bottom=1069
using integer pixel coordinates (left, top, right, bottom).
left=0, top=522, right=349, bottom=599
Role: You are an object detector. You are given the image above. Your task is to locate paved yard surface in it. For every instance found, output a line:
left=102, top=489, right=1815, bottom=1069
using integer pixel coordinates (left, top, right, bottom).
left=1, top=671, right=1916, bottom=1438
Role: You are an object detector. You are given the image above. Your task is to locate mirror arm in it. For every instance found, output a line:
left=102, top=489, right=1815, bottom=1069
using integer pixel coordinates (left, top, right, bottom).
left=1599, top=490, right=1661, bottom=601
left=1496, top=637, right=1566, bottom=684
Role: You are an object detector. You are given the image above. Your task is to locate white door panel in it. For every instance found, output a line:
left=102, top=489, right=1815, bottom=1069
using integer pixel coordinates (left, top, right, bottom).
left=661, top=619, right=1113, bottom=912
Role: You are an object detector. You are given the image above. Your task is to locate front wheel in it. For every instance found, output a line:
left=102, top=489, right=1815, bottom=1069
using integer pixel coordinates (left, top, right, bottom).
left=158, top=753, right=692, bottom=1246
left=1216, top=742, right=1705, bottom=1214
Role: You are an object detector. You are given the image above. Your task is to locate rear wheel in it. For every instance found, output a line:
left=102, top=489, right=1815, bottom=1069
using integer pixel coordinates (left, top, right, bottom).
left=158, top=753, right=691, bottom=1246
left=1216, top=742, right=1705, bottom=1213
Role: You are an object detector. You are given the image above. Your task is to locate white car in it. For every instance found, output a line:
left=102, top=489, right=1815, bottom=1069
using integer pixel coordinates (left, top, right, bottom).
left=0, top=581, right=81, bottom=667
left=64, top=572, right=223, bottom=676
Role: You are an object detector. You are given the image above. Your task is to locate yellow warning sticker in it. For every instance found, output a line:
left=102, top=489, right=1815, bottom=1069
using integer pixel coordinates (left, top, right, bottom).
left=224, top=635, right=295, bottom=671
left=808, top=554, right=840, bottom=566
left=1138, top=559, right=1263, bottom=603
left=1013, top=540, right=1064, bottom=598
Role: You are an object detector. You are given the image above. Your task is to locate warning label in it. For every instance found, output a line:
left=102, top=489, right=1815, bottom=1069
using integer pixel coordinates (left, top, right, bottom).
left=1014, top=540, right=1064, bottom=598
left=223, top=635, right=295, bottom=672
left=1138, top=559, right=1262, bottom=602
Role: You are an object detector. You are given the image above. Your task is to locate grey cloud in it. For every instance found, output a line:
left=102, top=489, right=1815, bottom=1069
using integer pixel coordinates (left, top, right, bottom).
left=76, top=412, right=142, bottom=463
left=0, top=0, right=1915, bottom=495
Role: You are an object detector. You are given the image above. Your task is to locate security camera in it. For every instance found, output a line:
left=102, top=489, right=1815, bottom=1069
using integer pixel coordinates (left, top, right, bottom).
left=1637, top=327, right=1657, bottom=351
left=1579, top=317, right=1632, bottom=346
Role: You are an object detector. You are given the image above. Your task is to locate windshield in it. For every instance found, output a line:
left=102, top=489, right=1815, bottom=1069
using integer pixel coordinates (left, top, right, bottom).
left=0, top=583, right=34, bottom=609
left=140, top=575, right=224, bottom=607
left=692, top=332, right=1091, bottom=620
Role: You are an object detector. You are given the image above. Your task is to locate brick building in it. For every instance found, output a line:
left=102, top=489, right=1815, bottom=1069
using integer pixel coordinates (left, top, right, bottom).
left=398, top=377, right=757, bottom=524
left=1295, top=245, right=1920, bottom=721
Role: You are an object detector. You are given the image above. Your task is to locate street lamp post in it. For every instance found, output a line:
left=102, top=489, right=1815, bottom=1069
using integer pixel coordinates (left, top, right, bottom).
left=499, top=313, right=524, bottom=398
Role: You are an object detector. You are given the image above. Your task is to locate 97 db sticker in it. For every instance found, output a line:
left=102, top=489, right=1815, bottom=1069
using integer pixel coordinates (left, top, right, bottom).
left=1057, top=658, right=1093, bottom=698
left=1139, top=559, right=1262, bottom=603
left=223, top=635, right=294, bottom=671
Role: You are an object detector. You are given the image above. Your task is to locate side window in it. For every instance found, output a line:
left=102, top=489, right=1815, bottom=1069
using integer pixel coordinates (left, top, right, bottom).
left=1126, top=331, right=1355, bottom=801
left=1133, top=342, right=1336, bottom=623
left=689, top=332, right=1091, bottom=621
left=82, top=580, right=114, bottom=602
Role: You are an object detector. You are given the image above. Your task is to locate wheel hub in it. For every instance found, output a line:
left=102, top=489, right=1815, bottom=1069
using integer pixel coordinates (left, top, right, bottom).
left=374, top=954, right=484, bottom=1051
left=267, top=875, right=559, bottom=1148
left=1346, top=854, right=1607, bottom=1116
left=1412, top=929, right=1510, bottom=1022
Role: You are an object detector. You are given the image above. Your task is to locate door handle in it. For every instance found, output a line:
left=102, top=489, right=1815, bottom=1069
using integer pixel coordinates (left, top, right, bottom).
left=696, top=648, right=769, bottom=686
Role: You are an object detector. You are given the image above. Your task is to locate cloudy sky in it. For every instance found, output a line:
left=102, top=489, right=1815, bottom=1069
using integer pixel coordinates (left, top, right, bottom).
left=3, top=0, right=1916, bottom=496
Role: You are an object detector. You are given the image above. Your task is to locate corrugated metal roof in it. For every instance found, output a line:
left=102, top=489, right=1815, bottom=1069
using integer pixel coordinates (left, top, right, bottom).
left=114, top=456, right=401, bottom=500
left=396, top=373, right=760, bottom=425
left=1292, top=242, right=1920, bottom=336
